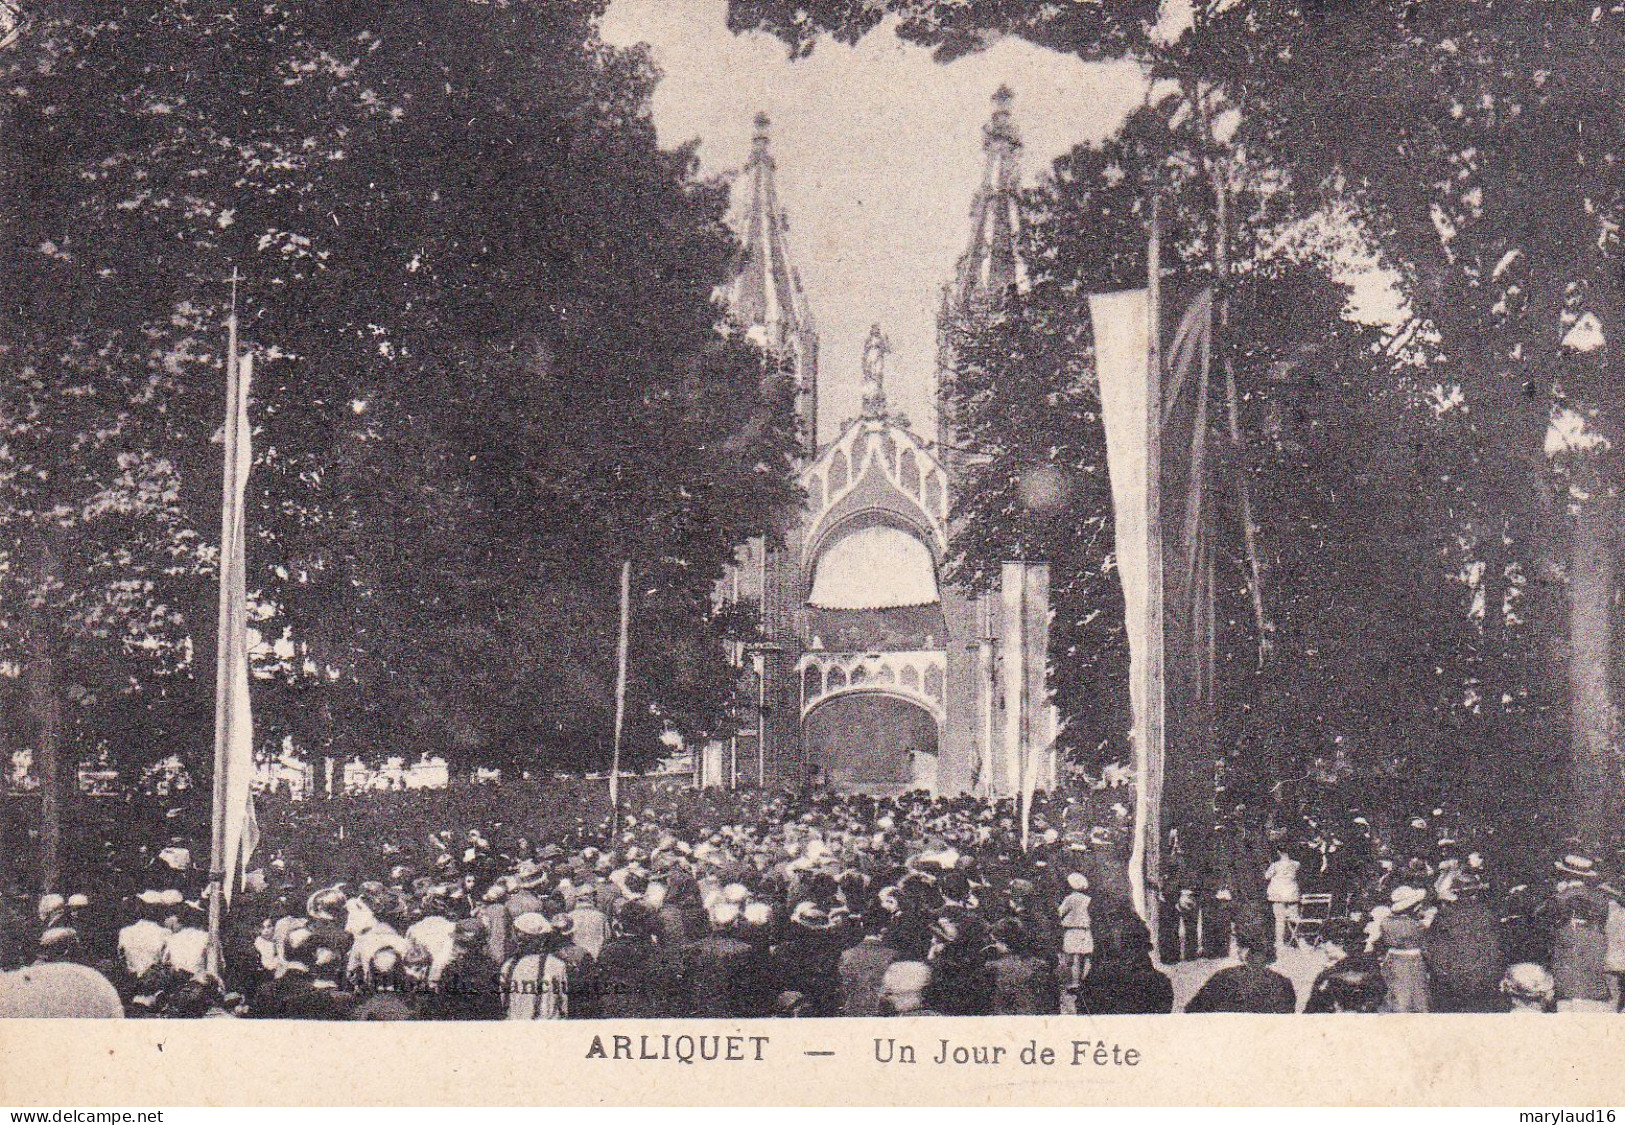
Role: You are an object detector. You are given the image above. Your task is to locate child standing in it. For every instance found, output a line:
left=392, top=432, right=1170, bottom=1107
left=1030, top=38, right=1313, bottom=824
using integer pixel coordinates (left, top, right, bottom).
left=1059, top=871, right=1095, bottom=990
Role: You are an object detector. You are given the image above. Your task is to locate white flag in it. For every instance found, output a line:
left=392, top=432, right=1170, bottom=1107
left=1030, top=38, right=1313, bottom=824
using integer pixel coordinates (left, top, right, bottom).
left=215, top=349, right=257, bottom=902
left=1088, top=289, right=1157, bottom=921
left=1001, top=561, right=1052, bottom=847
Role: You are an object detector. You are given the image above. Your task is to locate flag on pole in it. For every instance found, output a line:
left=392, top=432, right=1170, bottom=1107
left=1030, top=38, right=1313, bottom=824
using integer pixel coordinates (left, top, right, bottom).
left=212, top=323, right=257, bottom=905
left=1001, top=561, right=1052, bottom=847
left=1000, top=561, right=1027, bottom=813
left=1088, top=287, right=1160, bottom=922
left=1016, top=563, right=1051, bottom=842
left=1090, top=270, right=1217, bottom=931
left=608, top=558, right=632, bottom=835
left=1157, top=286, right=1219, bottom=851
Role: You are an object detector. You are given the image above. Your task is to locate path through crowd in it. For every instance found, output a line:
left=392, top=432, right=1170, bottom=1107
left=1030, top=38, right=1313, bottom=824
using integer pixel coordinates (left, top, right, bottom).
left=1158, top=944, right=1334, bottom=1014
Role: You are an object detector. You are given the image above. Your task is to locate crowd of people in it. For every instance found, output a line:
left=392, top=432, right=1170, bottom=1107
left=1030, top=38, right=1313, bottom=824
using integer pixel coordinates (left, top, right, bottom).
left=1160, top=797, right=1625, bottom=1013
left=2, top=779, right=1622, bottom=1018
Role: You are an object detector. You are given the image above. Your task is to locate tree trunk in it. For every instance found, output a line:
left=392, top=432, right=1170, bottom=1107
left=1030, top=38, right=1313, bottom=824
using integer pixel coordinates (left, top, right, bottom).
left=1567, top=488, right=1618, bottom=843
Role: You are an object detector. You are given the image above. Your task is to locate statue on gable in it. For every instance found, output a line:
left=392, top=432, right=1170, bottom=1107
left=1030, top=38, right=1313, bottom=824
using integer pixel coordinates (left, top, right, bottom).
left=861, top=324, right=892, bottom=418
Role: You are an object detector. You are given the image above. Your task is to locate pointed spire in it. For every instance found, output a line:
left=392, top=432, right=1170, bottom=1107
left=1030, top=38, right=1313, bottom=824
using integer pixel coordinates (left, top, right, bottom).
left=732, top=111, right=812, bottom=348
left=952, top=85, right=1024, bottom=311
left=730, top=111, right=819, bottom=450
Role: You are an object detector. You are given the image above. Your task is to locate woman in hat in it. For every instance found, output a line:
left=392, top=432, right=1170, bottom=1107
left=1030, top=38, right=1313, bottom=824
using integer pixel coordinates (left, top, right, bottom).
left=879, top=959, right=939, bottom=1016
left=594, top=903, right=665, bottom=1019
left=1423, top=870, right=1505, bottom=1012
left=776, top=901, right=844, bottom=1017
left=116, top=891, right=174, bottom=989
left=925, top=915, right=993, bottom=1016
left=549, top=912, right=603, bottom=1020
left=502, top=913, right=568, bottom=1020
left=687, top=901, right=755, bottom=1018
left=1378, top=885, right=1431, bottom=1013
left=1550, top=888, right=1612, bottom=1012
left=1500, top=962, right=1555, bottom=1013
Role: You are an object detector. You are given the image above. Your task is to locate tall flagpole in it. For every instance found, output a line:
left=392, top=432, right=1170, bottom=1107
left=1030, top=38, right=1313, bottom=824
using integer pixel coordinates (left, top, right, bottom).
left=608, top=558, right=631, bottom=839
left=1138, top=197, right=1167, bottom=944
left=1016, top=566, right=1030, bottom=850
left=205, top=268, right=242, bottom=979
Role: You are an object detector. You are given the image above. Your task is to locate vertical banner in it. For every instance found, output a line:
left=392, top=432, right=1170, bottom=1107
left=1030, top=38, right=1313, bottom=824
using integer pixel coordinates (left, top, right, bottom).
left=1018, top=562, right=1051, bottom=823
left=212, top=344, right=257, bottom=911
left=978, top=593, right=997, bottom=802
left=1002, top=561, right=1052, bottom=845
left=609, top=558, right=632, bottom=832
left=1157, top=285, right=1217, bottom=859
left=1088, top=287, right=1163, bottom=927
left=999, top=562, right=1025, bottom=807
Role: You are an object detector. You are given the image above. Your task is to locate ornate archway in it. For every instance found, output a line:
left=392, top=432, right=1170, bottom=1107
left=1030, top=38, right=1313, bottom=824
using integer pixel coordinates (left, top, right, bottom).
left=798, top=649, right=946, bottom=723
left=802, top=692, right=940, bottom=792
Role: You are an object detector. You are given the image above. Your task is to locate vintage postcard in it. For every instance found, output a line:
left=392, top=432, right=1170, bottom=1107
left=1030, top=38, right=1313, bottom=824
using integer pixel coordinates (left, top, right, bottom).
left=1, top=0, right=1623, bottom=1109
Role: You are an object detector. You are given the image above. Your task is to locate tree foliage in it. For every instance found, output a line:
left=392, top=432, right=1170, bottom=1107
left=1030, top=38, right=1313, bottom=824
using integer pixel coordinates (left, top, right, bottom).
left=733, top=0, right=1618, bottom=836
left=0, top=0, right=800, bottom=779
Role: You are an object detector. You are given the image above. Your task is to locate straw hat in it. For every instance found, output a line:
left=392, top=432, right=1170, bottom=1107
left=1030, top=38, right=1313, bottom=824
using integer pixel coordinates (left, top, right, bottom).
left=1390, top=885, right=1426, bottom=913
left=881, top=960, right=931, bottom=995
left=38, top=926, right=78, bottom=950
left=1500, top=962, right=1554, bottom=1004
left=512, top=912, right=553, bottom=936
left=306, top=886, right=348, bottom=920
left=1555, top=854, right=1599, bottom=879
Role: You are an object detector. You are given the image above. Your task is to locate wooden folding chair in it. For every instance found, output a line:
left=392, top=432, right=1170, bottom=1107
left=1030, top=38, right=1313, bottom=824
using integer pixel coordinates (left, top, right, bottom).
left=1288, top=892, right=1334, bottom=946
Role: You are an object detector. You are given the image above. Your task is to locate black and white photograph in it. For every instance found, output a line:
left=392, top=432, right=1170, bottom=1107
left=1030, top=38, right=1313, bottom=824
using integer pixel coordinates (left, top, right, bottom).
left=1, top=0, right=1624, bottom=1082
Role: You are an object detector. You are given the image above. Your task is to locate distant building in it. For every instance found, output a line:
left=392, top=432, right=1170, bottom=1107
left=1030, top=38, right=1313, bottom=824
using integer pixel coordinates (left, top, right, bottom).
left=707, top=92, right=1053, bottom=796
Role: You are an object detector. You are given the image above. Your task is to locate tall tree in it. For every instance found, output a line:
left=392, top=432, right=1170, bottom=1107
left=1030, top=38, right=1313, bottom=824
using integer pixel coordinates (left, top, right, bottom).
left=0, top=0, right=800, bottom=802
left=732, top=0, right=1623, bottom=842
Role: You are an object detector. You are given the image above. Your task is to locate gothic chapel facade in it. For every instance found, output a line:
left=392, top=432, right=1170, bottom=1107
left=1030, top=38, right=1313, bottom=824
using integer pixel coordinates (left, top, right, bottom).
left=704, top=91, right=1053, bottom=798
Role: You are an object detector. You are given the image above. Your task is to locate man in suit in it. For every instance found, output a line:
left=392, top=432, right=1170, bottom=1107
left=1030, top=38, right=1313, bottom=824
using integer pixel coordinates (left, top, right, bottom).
left=1185, top=916, right=1296, bottom=1014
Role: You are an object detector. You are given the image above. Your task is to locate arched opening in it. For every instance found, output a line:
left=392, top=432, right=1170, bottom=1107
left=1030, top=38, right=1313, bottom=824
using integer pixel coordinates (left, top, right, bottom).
left=803, top=693, right=938, bottom=792
left=808, top=525, right=939, bottom=609
left=802, top=664, right=822, bottom=703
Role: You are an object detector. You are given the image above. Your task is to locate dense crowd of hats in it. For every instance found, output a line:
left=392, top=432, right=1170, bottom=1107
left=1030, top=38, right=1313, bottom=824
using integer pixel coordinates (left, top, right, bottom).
left=2, top=780, right=1621, bottom=1017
